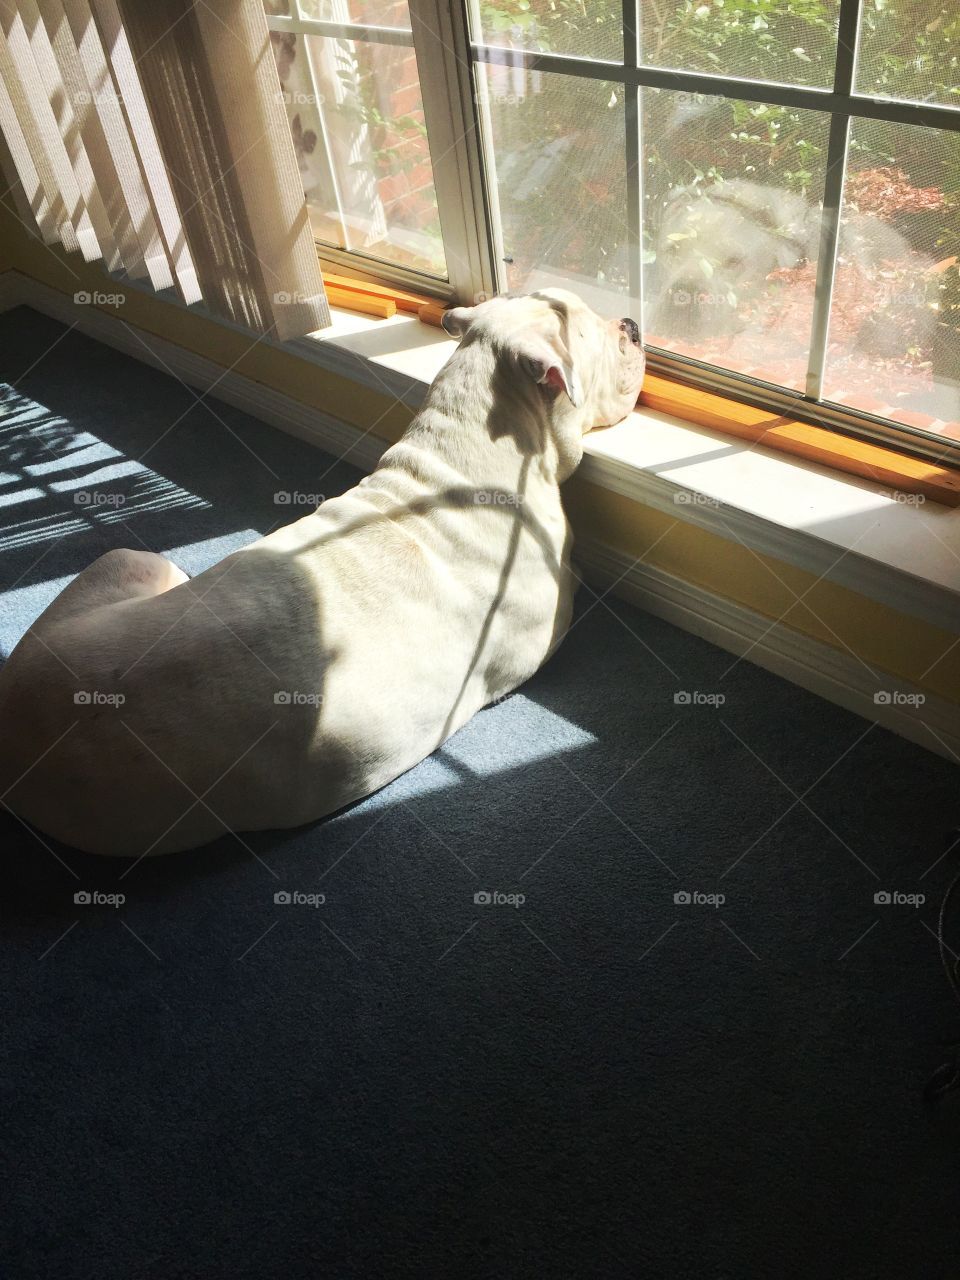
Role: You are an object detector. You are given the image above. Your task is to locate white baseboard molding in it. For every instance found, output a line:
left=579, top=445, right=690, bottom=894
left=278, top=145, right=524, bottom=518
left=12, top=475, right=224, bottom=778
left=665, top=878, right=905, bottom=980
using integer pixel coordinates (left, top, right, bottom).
left=1, top=268, right=957, bottom=761
left=0, top=270, right=388, bottom=472
left=575, top=539, right=960, bottom=763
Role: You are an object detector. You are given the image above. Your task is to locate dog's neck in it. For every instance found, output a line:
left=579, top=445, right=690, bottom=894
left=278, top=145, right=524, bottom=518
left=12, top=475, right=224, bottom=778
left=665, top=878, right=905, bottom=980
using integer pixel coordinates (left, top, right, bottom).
left=406, top=337, right=585, bottom=486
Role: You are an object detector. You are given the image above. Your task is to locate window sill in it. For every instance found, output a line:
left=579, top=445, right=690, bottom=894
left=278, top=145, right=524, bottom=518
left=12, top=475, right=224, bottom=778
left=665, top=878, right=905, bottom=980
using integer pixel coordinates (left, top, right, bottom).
left=289, top=307, right=960, bottom=634
left=4, top=265, right=957, bottom=638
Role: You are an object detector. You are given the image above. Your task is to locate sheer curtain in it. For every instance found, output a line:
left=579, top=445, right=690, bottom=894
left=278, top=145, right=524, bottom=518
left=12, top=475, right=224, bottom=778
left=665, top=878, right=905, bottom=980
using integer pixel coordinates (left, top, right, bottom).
left=0, top=0, right=331, bottom=337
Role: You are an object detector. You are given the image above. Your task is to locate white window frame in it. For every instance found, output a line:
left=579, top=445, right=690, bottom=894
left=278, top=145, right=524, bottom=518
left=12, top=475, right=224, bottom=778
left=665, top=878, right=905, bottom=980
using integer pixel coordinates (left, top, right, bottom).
left=267, top=0, right=960, bottom=467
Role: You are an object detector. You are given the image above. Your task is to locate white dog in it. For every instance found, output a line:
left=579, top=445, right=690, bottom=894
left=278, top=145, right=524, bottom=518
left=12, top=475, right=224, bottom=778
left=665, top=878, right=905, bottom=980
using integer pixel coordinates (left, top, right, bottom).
left=0, top=290, right=644, bottom=856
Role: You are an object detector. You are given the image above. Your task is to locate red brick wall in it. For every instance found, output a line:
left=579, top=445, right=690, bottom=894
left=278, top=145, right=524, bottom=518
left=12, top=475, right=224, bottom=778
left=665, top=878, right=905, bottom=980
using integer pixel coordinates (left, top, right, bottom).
left=352, top=3, right=439, bottom=238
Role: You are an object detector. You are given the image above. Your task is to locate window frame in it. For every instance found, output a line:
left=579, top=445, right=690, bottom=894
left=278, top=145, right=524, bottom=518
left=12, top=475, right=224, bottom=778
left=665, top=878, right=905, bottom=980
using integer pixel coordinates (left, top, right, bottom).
left=268, top=0, right=960, bottom=470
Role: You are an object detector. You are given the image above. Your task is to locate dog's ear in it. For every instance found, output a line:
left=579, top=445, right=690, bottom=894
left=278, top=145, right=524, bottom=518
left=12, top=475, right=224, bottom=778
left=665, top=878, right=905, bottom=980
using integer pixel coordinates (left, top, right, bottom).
left=517, top=339, right=584, bottom=408
left=440, top=306, right=475, bottom=338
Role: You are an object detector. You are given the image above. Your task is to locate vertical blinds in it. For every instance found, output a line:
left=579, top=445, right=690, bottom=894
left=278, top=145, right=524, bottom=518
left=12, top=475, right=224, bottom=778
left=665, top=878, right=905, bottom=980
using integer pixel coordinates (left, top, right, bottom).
left=0, top=0, right=331, bottom=338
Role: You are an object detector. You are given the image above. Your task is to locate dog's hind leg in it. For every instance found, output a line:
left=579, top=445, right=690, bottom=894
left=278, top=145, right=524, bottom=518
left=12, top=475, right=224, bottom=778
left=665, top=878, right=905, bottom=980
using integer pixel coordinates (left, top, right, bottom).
left=0, top=548, right=192, bottom=855
left=26, top=547, right=189, bottom=634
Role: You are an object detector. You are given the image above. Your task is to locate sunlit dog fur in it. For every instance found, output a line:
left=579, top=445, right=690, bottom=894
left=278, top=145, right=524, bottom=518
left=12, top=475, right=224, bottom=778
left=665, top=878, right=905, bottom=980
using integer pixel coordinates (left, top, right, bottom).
left=0, top=289, right=645, bottom=856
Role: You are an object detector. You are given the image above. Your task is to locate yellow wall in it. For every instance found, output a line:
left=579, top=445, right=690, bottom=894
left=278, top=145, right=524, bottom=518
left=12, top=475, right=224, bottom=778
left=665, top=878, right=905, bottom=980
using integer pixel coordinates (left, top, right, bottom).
left=565, top=483, right=960, bottom=703
left=2, top=202, right=958, bottom=706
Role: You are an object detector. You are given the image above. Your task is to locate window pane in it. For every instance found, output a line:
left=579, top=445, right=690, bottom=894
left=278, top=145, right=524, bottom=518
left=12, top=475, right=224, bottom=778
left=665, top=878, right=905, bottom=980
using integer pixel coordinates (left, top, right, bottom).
left=855, top=0, right=960, bottom=108
left=822, top=120, right=960, bottom=432
left=640, top=0, right=838, bottom=88
left=269, top=32, right=446, bottom=276
left=480, top=67, right=632, bottom=309
left=297, top=0, right=411, bottom=24
left=474, top=1, right=623, bottom=63
left=643, top=90, right=829, bottom=389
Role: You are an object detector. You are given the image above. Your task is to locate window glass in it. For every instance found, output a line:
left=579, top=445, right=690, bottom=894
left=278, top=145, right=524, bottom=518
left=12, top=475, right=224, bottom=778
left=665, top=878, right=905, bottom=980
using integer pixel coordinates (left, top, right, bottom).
left=643, top=89, right=829, bottom=389
left=640, top=0, right=839, bottom=88
left=269, top=30, right=446, bottom=276
left=856, top=0, right=960, bottom=109
left=823, top=119, right=960, bottom=432
left=476, top=1, right=623, bottom=64
left=480, top=67, right=631, bottom=311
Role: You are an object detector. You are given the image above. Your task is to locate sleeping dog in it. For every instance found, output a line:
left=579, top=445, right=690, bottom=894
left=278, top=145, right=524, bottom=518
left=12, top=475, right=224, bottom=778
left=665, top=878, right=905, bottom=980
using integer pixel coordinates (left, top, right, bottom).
left=0, top=289, right=645, bottom=855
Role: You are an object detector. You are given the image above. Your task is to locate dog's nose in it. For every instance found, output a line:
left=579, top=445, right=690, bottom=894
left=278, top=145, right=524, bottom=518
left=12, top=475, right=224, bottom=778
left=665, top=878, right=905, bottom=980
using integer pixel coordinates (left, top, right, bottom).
left=621, top=317, right=641, bottom=345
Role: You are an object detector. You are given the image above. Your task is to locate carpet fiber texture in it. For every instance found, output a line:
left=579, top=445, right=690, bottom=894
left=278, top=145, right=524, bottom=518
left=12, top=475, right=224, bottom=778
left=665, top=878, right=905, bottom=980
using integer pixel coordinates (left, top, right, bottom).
left=1, top=307, right=959, bottom=1278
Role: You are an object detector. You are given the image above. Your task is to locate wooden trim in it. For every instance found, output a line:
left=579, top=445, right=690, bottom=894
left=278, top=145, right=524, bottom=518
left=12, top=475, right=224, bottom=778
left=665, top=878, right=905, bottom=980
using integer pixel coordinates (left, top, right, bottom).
left=639, top=373, right=960, bottom=508
left=417, top=299, right=447, bottom=327
left=322, top=271, right=426, bottom=314
left=323, top=284, right=396, bottom=318
left=319, top=270, right=451, bottom=324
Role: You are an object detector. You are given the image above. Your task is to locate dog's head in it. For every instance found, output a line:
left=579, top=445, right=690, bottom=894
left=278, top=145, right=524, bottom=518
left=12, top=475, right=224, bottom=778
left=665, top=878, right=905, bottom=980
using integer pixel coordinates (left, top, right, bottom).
left=441, top=289, right=645, bottom=471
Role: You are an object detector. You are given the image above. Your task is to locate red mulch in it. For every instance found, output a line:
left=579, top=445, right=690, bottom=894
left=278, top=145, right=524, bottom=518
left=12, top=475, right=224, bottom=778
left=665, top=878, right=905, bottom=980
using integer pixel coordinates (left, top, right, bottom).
left=648, top=170, right=955, bottom=429
left=845, top=167, right=945, bottom=220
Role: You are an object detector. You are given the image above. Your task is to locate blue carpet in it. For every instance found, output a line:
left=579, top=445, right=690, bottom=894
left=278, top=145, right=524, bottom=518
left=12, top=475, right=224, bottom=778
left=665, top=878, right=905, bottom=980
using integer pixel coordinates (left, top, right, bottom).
left=2, top=306, right=959, bottom=1278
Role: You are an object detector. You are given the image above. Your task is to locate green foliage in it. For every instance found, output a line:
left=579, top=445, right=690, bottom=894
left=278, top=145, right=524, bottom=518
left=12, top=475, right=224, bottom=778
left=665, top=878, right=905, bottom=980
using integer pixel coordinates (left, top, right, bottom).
left=857, top=0, right=960, bottom=108
left=480, top=0, right=959, bottom=193
left=480, top=0, right=959, bottom=291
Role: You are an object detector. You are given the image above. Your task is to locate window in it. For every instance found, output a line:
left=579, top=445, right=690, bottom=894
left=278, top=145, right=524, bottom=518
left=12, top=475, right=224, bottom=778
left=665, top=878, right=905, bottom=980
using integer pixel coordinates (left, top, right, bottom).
left=266, top=0, right=960, bottom=465
left=265, top=1, right=447, bottom=278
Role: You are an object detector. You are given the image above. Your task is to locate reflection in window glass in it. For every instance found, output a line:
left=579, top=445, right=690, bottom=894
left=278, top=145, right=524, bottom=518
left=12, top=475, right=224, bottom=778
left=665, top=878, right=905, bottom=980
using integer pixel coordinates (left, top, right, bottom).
left=823, top=120, right=960, bottom=432
left=268, top=29, right=446, bottom=276
left=642, top=90, right=829, bottom=390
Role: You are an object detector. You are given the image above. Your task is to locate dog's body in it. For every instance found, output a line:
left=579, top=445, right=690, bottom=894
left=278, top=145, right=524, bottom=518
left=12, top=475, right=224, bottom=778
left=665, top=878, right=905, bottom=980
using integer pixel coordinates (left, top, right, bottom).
left=0, top=291, right=644, bottom=855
